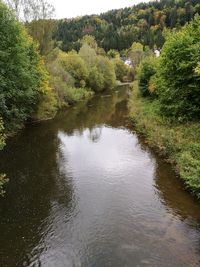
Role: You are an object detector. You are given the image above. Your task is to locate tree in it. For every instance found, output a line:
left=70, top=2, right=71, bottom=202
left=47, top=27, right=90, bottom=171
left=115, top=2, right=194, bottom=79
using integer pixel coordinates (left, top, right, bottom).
left=0, top=2, right=55, bottom=131
left=113, top=58, right=129, bottom=82
left=107, top=49, right=120, bottom=59
left=88, top=66, right=104, bottom=92
left=80, top=35, right=98, bottom=50
left=60, top=51, right=89, bottom=88
left=4, top=0, right=56, bottom=55
left=156, top=15, right=200, bottom=120
left=128, top=42, right=144, bottom=68
left=4, top=0, right=55, bottom=22
left=97, top=56, right=116, bottom=89
left=137, top=56, right=157, bottom=97
left=27, top=19, right=57, bottom=55
left=79, top=44, right=97, bottom=66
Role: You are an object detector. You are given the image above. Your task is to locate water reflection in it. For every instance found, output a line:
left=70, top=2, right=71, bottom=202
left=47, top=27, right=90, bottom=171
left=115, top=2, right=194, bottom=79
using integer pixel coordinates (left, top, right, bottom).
left=0, top=87, right=200, bottom=266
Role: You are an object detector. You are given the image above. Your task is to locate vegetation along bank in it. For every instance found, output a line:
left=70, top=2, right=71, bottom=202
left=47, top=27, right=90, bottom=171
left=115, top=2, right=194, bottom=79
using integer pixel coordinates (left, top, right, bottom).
left=129, top=16, right=200, bottom=198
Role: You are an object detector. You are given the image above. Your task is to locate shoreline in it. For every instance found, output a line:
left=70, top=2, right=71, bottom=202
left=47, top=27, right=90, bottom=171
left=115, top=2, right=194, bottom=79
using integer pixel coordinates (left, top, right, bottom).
left=128, top=81, right=200, bottom=199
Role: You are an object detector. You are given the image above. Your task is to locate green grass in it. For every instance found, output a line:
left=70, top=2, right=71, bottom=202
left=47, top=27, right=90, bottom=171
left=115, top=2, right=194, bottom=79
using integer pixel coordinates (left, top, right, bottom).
left=129, top=81, right=200, bottom=198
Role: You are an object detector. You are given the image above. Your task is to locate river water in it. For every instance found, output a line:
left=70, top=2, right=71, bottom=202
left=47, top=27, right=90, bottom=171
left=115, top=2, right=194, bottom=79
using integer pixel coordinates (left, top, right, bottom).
left=0, top=87, right=200, bottom=267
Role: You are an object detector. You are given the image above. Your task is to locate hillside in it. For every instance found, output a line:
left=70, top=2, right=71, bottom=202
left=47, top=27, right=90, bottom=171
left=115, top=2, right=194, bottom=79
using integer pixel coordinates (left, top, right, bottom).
left=55, top=0, right=200, bottom=52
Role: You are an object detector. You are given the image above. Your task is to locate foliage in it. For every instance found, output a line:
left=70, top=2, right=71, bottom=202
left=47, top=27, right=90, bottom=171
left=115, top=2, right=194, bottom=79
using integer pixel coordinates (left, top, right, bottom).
left=107, top=49, right=120, bottom=59
left=0, top=118, right=5, bottom=150
left=88, top=66, right=104, bottom=92
left=156, top=15, right=200, bottom=120
left=79, top=44, right=97, bottom=66
left=97, top=56, right=116, bottom=90
left=0, top=119, right=7, bottom=197
left=64, top=87, right=93, bottom=104
left=0, top=2, right=55, bottom=132
left=128, top=42, right=144, bottom=68
left=27, top=19, right=57, bottom=55
left=61, top=51, right=89, bottom=88
left=113, top=57, right=130, bottom=82
left=0, top=174, right=8, bottom=197
left=137, top=56, right=158, bottom=97
left=3, top=0, right=55, bottom=22
left=129, top=82, right=200, bottom=198
left=79, top=34, right=98, bottom=50
left=46, top=49, right=93, bottom=106
left=55, top=0, right=200, bottom=52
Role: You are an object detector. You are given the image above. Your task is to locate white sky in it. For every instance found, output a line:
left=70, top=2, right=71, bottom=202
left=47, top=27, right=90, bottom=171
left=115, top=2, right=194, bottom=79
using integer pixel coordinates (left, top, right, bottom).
left=50, top=0, right=148, bottom=19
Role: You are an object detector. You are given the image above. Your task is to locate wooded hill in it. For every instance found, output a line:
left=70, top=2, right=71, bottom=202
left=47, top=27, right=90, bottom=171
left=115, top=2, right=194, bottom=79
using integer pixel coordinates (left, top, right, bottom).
left=55, top=0, right=200, bottom=52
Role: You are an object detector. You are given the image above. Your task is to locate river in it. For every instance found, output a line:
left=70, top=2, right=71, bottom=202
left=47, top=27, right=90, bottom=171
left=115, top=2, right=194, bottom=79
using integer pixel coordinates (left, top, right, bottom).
left=0, top=87, right=200, bottom=267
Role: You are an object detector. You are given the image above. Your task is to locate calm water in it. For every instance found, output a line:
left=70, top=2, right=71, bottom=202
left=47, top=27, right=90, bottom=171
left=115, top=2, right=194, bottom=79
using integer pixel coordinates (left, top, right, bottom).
left=1, top=87, right=200, bottom=267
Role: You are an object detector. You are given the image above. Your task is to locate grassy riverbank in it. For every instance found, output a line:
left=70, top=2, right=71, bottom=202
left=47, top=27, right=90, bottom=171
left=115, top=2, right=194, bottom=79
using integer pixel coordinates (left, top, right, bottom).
left=129, top=82, right=200, bottom=198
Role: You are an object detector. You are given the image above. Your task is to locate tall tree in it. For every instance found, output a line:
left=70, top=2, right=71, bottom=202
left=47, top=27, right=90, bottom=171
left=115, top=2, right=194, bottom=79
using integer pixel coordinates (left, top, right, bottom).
left=3, top=0, right=55, bottom=22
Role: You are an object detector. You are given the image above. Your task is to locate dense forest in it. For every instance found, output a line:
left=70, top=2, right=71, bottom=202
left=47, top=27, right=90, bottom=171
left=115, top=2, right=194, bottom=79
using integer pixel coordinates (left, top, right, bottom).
left=55, top=0, right=200, bottom=52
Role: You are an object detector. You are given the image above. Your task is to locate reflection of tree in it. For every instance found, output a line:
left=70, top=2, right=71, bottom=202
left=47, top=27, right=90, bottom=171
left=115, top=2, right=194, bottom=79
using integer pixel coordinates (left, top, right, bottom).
left=53, top=86, right=130, bottom=137
left=135, top=133, right=200, bottom=223
left=88, top=128, right=102, bottom=143
left=0, top=122, right=74, bottom=267
left=0, top=86, right=130, bottom=266
left=154, top=158, right=200, bottom=222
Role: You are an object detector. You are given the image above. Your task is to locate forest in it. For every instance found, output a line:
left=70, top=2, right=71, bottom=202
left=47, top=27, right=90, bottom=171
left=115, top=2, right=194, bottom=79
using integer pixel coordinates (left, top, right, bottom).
left=55, top=0, right=200, bottom=51
left=0, top=0, right=200, bottom=197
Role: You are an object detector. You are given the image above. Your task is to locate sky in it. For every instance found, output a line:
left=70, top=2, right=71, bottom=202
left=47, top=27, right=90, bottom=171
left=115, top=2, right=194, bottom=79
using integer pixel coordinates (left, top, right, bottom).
left=50, top=0, right=148, bottom=19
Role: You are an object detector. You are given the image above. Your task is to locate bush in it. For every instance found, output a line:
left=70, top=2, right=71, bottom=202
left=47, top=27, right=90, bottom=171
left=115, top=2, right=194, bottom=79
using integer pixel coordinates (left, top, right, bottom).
left=156, top=16, right=200, bottom=120
left=137, top=57, right=157, bottom=97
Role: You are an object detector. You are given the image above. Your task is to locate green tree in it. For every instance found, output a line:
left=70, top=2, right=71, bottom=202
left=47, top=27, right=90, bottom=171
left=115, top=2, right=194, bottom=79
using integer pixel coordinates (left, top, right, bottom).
left=107, top=49, right=120, bottom=59
left=27, top=19, right=57, bottom=55
left=128, top=42, right=144, bottom=68
left=79, top=43, right=97, bottom=66
left=61, top=51, right=89, bottom=87
left=137, top=56, right=158, bottom=97
left=88, top=66, right=104, bottom=92
left=113, top=58, right=129, bottom=82
left=0, top=2, right=54, bottom=131
left=157, top=15, right=200, bottom=120
left=97, top=56, right=116, bottom=89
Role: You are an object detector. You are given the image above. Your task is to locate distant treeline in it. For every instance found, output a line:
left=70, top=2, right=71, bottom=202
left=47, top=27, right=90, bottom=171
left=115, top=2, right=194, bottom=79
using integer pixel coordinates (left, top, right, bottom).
left=55, top=0, right=200, bottom=52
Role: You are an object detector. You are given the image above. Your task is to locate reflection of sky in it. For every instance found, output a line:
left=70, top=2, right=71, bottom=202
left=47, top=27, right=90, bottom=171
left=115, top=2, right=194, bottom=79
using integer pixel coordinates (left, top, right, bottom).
left=30, top=126, right=200, bottom=266
left=58, top=127, right=154, bottom=186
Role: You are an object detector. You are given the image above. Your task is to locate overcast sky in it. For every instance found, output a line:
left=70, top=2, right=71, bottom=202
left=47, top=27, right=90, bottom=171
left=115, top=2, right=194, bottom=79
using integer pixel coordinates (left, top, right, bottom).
left=51, top=0, right=148, bottom=19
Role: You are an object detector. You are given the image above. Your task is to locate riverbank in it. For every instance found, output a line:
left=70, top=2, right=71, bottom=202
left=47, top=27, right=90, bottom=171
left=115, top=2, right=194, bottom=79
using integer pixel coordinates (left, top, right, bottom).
left=128, top=81, right=200, bottom=198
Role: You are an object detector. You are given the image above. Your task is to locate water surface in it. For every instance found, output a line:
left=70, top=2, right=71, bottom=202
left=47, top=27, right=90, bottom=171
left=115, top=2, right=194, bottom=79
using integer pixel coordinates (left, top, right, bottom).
left=0, top=87, right=200, bottom=267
